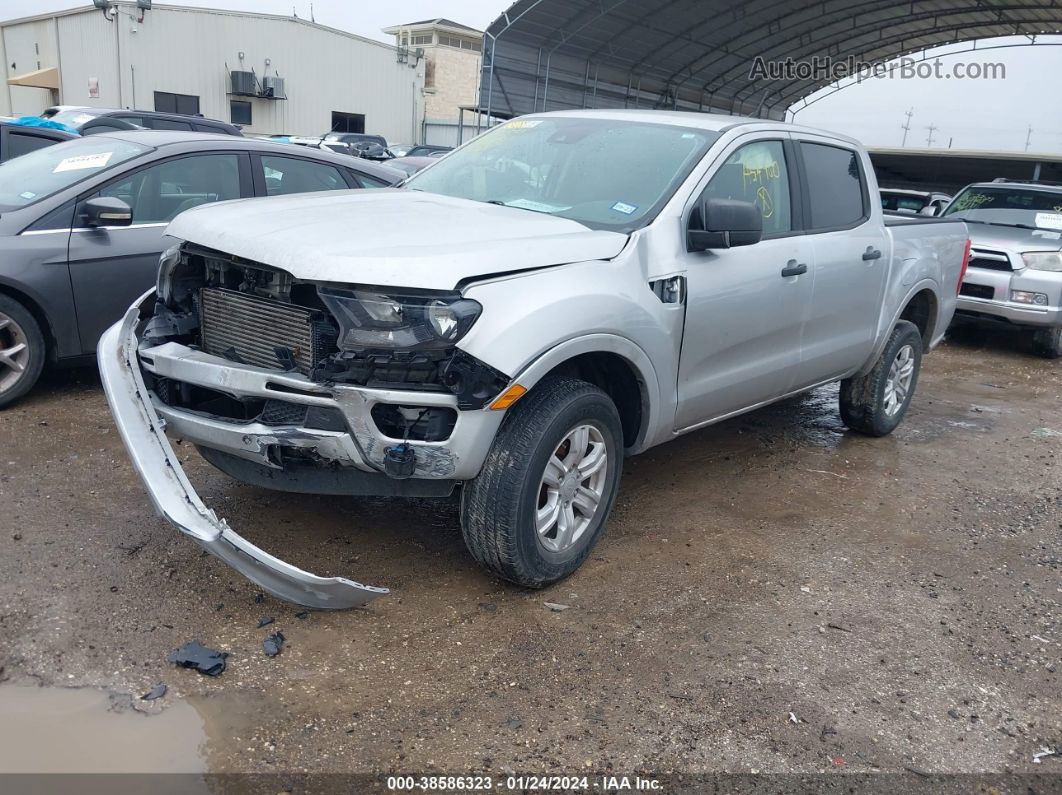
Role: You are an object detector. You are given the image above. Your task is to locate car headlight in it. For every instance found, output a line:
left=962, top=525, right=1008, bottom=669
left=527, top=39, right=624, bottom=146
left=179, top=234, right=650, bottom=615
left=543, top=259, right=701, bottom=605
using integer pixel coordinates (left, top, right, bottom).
left=1022, top=251, right=1062, bottom=271
left=318, top=286, right=481, bottom=350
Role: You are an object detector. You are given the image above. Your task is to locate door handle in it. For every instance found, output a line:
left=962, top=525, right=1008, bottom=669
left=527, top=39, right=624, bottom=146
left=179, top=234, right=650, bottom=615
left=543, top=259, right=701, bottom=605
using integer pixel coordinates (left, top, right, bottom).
left=862, top=247, right=882, bottom=261
left=780, top=260, right=808, bottom=278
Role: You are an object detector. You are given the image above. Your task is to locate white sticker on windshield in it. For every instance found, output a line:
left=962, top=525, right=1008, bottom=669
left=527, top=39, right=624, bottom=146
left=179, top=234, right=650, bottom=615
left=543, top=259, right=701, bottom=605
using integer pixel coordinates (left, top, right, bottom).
left=505, top=119, right=542, bottom=130
left=505, top=198, right=569, bottom=213
left=53, top=152, right=113, bottom=173
left=19, top=191, right=35, bottom=200
left=1034, top=212, right=1062, bottom=231
left=611, top=201, right=638, bottom=215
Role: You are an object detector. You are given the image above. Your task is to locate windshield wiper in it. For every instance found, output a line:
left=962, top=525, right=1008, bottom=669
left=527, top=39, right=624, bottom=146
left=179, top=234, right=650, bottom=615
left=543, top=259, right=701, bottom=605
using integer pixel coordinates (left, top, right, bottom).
left=962, top=219, right=1048, bottom=231
left=484, top=199, right=552, bottom=215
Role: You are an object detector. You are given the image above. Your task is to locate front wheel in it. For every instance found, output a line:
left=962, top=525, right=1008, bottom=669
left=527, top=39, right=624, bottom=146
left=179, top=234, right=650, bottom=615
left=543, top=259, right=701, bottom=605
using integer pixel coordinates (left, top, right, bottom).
left=460, top=376, right=623, bottom=588
left=1031, top=327, right=1062, bottom=359
left=839, top=320, right=923, bottom=437
left=0, top=294, right=46, bottom=410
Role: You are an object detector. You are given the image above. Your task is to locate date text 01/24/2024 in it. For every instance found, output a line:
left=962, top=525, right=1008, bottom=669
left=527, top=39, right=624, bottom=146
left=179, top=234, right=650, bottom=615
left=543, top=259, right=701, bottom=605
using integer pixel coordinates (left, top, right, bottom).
left=385, top=775, right=662, bottom=790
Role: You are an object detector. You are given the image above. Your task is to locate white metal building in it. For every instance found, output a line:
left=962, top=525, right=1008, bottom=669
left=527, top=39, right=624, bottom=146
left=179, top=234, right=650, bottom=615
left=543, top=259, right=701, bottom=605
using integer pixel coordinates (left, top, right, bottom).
left=0, top=2, right=426, bottom=143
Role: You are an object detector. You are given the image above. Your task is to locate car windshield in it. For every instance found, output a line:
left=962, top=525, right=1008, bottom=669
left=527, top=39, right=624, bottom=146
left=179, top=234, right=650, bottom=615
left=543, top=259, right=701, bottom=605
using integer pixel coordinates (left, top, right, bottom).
left=943, top=185, right=1062, bottom=231
left=404, top=116, right=719, bottom=232
left=0, top=136, right=150, bottom=211
left=881, top=192, right=928, bottom=212
left=46, top=109, right=105, bottom=127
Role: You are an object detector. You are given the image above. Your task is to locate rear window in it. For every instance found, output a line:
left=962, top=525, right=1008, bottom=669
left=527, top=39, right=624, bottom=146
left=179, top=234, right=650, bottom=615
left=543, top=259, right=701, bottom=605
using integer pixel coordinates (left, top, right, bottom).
left=0, top=136, right=150, bottom=211
left=800, top=142, right=867, bottom=229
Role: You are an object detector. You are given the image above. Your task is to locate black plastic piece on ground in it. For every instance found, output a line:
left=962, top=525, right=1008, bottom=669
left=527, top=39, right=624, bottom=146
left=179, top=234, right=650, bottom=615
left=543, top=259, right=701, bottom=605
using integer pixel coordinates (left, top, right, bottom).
left=383, top=443, right=416, bottom=479
left=263, top=632, right=286, bottom=657
left=140, top=684, right=167, bottom=701
left=257, top=616, right=275, bottom=628
left=168, top=641, right=228, bottom=676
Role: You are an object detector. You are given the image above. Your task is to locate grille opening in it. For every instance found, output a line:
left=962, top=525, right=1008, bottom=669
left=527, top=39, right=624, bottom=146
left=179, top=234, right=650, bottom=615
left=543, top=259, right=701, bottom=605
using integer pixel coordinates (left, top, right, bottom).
left=150, top=375, right=264, bottom=422
left=960, top=283, right=995, bottom=300
left=370, top=404, right=457, bottom=442
left=968, top=250, right=1012, bottom=272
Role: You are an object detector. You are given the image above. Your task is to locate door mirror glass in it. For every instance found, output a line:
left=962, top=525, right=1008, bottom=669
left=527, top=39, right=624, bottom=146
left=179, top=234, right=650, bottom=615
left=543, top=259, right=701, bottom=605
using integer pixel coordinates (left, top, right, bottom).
left=81, top=196, right=132, bottom=227
left=919, top=204, right=938, bottom=217
left=687, top=198, right=763, bottom=251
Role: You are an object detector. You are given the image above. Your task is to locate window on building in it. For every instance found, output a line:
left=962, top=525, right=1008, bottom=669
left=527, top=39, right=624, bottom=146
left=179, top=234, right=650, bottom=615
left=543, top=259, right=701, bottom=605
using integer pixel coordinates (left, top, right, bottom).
left=230, top=100, right=252, bottom=126
left=439, top=34, right=478, bottom=50
left=411, top=33, right=433, bottom=45
left=330, top=111, right=366, bottom=134
left=153, top=91, right=200, bottom=116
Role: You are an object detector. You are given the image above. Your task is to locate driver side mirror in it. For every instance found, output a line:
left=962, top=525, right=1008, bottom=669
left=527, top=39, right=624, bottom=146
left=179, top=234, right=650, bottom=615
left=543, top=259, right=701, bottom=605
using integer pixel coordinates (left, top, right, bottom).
left=919, top=205, right=939, bottom=217
left=81, top=197, right=132, bottom=228
left=687, top=198, right=763, bottom=252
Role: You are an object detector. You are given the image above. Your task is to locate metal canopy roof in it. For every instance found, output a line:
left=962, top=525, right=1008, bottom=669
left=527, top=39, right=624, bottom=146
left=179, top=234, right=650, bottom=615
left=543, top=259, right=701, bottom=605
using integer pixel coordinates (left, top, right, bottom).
left=479, top=0, right=1062, bottom=120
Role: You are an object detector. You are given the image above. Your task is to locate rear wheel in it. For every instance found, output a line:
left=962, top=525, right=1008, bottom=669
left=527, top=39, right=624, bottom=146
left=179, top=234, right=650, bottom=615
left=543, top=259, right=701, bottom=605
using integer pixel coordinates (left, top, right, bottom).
left=460, top=376, right=623, bottom=588
left=1031, top=327, right=1062, bottom=359
left=839, top=320, right=923, bottom=437
left=0, top=295, right=46, bottom=410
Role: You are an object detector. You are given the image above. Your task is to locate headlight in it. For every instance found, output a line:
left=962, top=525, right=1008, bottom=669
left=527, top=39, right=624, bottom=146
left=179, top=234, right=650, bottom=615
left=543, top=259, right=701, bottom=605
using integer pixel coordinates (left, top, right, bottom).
left=318, top=286, right=481, bottom=350
left=156, top=243, right=182, bottom=305
left=1022, top=251, right=1062, bottom=271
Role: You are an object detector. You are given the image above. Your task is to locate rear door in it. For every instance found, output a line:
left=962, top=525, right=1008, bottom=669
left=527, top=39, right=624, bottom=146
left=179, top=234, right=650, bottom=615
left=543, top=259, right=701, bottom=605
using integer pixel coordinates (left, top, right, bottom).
left=66, top=151, right=252, bottom=352
left=790, top=137, right=887, bottom=387
left=674, top=134, right=815, bottom=429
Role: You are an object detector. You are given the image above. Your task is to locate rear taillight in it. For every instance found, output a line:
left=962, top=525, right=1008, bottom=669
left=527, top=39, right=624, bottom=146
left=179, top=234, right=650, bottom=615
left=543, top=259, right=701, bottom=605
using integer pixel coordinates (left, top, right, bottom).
left=957, top=238, right=972, bottom=295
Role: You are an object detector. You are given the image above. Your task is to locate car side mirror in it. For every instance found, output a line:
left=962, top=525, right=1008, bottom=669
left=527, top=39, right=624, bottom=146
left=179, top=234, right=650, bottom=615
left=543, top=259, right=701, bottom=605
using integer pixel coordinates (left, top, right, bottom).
left=687, top=198, right=763, bottom=252
left=919, top=205, right=938, bottom=217
left=81, top=197, right=133, bottom=228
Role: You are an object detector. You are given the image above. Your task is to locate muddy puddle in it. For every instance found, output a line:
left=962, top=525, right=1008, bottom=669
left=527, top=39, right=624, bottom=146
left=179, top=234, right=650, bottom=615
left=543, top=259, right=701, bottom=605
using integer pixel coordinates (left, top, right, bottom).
left=0, top=683, right=207, bottom=777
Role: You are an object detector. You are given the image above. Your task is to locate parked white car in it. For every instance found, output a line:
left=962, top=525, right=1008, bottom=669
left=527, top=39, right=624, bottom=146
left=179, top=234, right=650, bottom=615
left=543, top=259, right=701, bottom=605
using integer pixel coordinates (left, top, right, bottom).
left=98, top=110, right=970, bottom=607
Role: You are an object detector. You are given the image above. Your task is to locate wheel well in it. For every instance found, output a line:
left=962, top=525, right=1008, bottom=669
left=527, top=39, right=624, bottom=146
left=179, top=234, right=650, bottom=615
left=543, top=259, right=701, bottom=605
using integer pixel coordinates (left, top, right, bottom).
left=899, top=289, right=937, bottom=346
left=0, top=283, right=54, bottom=361
left=540, top=352, right=644, bottom=448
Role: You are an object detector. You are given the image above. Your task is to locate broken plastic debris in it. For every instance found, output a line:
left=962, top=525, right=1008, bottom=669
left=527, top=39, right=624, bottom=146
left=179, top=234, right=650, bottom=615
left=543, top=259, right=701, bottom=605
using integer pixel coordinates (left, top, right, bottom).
left=263, top=632, right=286, bottom=657
left=140, top=684, right=167, bottom=701
left=168, top=641, right=228, bottom=676
left=1033, top=747, right=1058, bottom=764
left=788, top=712, right=799, bottom=724
left=544, top=602, right=571, bottom=612
left=1030, top=427, right=1062, bottom=439
left=257, top=616, right=275, bottom=628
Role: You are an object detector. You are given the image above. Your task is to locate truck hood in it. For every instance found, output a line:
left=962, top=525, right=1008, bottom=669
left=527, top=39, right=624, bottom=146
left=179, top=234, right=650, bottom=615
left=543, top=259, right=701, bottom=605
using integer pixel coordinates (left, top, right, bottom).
left=965, top=221, right=1062, bottom=253
left=166, top=189, right=629, bottom=289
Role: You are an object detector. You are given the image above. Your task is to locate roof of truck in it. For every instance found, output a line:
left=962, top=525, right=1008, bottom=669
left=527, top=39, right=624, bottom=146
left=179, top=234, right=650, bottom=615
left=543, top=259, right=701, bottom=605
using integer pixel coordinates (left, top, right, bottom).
left=522, top=109, right=863, bottom=146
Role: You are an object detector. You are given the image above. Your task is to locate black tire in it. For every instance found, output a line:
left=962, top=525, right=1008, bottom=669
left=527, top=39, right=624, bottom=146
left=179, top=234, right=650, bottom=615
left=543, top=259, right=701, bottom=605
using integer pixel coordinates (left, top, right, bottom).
left=1031, top=327, right=1062, bottom=359
left=0, top=294, right=46, bottom=410
left=460, top=376, right=623, bottom=588
left=839, top=320, right=923, bottom=437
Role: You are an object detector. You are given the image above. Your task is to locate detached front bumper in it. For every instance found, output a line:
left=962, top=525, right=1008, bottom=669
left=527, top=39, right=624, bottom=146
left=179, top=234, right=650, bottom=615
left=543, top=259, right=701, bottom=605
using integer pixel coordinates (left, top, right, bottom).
left=98, top=297, right=389, bottom=609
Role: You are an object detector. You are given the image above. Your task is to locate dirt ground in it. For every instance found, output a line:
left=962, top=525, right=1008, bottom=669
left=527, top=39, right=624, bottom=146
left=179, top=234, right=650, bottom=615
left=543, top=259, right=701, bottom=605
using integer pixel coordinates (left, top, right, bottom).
left=0, top=322, right=1059, bottom=780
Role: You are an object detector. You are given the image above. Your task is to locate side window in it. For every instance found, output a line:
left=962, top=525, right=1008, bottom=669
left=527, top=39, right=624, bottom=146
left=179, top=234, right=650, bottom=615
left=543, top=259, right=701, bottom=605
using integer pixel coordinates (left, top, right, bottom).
left=89, top=154, right=241, bottom=225
left=799, top=142, right=866, bottom=229
left=260, top=156, right=346, bottom=196
left=147, top=118, right=193, bottom=132
left=6, top=131, right=59, bottom=160
left=699, top=140, right=792, bottom=236
left=354, top=172, right=392, bottom=188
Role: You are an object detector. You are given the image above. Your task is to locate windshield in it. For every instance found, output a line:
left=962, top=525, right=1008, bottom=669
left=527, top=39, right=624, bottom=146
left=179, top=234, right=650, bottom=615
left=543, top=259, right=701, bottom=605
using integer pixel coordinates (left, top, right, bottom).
left=881, top=192, right=929, bottom=212
left=0, top=136, right=150, bottom=211
left=943, top=185, right=1062, bottom=231
left=46, top=109, right=104, bottom=128
left=404, top=117, right=719, bottom=231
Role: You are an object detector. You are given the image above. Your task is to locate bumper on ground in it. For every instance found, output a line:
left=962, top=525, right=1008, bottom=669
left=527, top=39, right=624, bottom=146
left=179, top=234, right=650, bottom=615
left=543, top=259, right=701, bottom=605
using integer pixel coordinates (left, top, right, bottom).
left=97, top=298, right=389, bottom=609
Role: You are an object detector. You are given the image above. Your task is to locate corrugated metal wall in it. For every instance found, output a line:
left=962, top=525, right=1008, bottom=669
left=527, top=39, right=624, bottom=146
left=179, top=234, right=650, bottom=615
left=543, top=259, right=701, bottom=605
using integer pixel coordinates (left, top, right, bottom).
left=2, top=5, right=424, bottom=143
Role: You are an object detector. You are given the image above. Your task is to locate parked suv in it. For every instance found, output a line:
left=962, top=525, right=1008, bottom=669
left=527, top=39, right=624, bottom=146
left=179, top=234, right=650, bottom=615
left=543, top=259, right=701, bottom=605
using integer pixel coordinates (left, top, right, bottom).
left=42, top=106, right=242, bottom=136
left=99, top=110, right=970, bottom=608
left=944, top=179, right=1062, bottom=357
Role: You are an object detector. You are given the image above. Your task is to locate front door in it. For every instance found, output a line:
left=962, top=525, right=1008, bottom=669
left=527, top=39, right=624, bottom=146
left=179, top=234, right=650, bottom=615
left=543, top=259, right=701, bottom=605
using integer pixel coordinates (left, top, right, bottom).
left=67, top=152, right=248, bottom=353
left=675, top=137, right=814, bottom=430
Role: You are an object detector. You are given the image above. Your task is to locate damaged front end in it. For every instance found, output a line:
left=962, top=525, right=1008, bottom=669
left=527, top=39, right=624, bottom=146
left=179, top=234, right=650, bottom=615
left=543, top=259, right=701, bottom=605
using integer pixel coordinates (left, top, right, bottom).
left=98, top=243, right=512, bottom=608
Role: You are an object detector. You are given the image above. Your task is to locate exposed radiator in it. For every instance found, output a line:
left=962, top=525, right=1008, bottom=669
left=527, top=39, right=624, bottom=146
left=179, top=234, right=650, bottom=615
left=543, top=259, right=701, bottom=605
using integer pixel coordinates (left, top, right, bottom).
left=199, top=287, right=331, bottom=373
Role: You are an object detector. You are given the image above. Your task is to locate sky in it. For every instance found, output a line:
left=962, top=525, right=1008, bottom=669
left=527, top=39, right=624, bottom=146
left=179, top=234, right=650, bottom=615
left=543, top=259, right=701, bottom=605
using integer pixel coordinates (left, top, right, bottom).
left=3, top=0, right=1060, bottom=154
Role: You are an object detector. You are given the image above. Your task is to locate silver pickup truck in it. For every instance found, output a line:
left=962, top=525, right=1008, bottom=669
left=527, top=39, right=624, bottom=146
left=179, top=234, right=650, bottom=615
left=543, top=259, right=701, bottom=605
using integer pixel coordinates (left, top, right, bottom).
left=943, top=179, right=1062, bottom=357
left=98, top=110, right=970, bottom=608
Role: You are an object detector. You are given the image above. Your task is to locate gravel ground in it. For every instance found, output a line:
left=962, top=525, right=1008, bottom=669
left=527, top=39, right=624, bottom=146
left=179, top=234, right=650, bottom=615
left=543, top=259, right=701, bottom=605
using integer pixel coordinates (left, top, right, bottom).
left=0, top=323, right=1059, bottom=779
